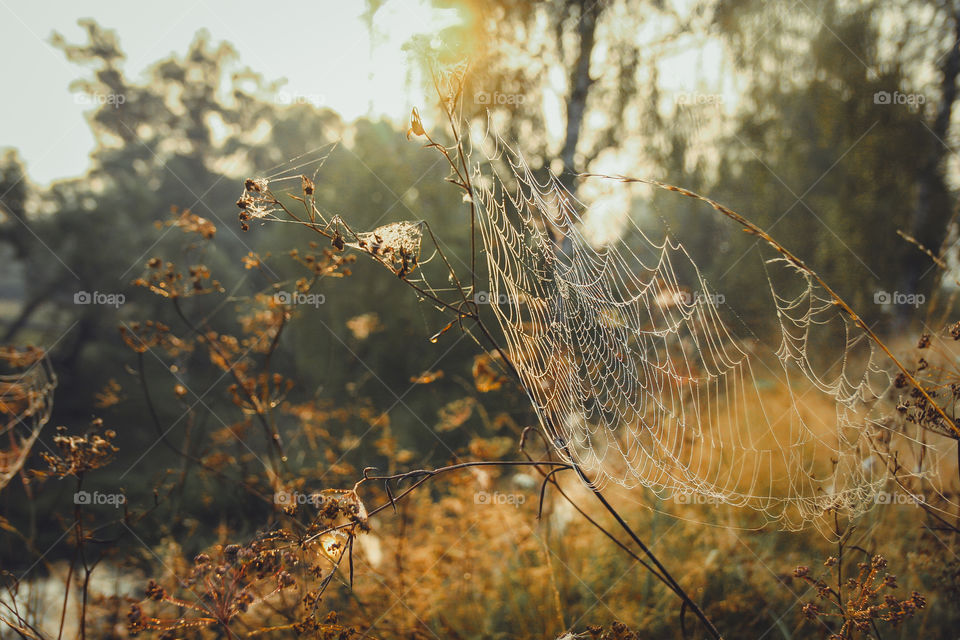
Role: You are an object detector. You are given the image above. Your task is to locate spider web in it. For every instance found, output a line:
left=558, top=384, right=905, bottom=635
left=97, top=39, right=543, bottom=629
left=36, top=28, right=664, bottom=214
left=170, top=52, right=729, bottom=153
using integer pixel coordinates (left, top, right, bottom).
left=463, top=133, right=944, bottom=530
left=240, top=129, right=955, bottom=531
left=0, top=348, right=56, bottom=491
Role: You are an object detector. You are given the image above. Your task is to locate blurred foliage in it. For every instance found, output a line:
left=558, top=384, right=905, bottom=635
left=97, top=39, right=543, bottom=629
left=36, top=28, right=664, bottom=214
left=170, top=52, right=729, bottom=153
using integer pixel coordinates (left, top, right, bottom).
left=1, top=1, right=959, bottom=638
left=0, top=21, right=530, bottom=561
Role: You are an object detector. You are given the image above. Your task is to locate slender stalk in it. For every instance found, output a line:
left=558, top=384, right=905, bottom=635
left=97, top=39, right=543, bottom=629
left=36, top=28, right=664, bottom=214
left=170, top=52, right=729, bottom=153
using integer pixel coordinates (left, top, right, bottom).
left=171, top=298, right=288, bottom=469
left=570, top=461, right=723, bottom=640
left=134, top=344, right=272, bottom=504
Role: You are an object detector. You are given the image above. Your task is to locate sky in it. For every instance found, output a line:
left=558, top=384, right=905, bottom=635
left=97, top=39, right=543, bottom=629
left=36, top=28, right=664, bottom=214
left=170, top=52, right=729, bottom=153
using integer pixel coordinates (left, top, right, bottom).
left=0, top=0, right=461, bottom=185
left=0, top=0, right=737, bottom=189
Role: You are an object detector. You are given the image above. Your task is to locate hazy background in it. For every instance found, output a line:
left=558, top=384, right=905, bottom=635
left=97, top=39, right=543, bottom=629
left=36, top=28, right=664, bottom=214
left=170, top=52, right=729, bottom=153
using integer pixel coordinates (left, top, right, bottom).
left=1, top=3, right=958, bottom=633
left=0, top=0, right=464, bottom=183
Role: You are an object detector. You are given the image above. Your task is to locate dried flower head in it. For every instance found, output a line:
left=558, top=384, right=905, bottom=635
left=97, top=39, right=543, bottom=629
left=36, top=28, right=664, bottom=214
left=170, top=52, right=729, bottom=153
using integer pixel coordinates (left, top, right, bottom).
left=38, top=420, right=118, bottom=477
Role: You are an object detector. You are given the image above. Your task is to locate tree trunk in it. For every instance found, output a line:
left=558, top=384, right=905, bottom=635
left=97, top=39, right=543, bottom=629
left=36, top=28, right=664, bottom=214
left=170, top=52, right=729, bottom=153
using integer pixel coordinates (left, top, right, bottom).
left=551, top=0, right=600, bottom=250
left=559, top=0, right=598, bottom=196
left=1, top=280, right=58, bottom=343
left=901, top=6, right=960, bottom=303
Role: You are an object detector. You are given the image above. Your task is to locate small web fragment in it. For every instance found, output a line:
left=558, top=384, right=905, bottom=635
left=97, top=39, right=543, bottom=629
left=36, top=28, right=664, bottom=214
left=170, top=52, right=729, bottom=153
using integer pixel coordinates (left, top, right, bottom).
left=346, top=221, right=424, bottom=278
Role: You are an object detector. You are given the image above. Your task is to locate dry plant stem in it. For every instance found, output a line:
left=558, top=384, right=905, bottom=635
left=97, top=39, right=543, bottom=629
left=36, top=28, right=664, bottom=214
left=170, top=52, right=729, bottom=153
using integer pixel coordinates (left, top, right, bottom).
left=519, top=427, right=674, bottom=589
left=251, top=623, right=379, bottom=639
left=882, top=451, right=960, bottom=532
left=296, top=461, right=573, bottom=547
left=170, top=298, right=289, bottom=470
left=342, top=459, right=723, bottom=637
left=540, top=537, right=566, bottom=633
left=580, top=173, right=960, bottom=440
left=57, top=479, right=79, bottom=640
left=834, top=512, right=846, bottom=611
left=135, top=350, right=272, bottom=504
left=253, top=535, right=364, bottom=638
left=429, top=67, right=476, bottom=297
left=274, top=195, right=523, bottom=386
left=359, top=460, right=573, bottom=518
left=531, top=464, right=676, bottom=636
left=78, top=557, right=102, bottom=640
left=897, top=221, right=960, bottom=489
left=279, top=202, right=470, bottom=317
left=569, top=458, right=723, bottom=640
left=897, top=229, right=948, bottom=271
left=56, top=475, right=100, bottom=640
left=261, top=307, right=287, bottom=384
left=0, top=597, right=47, bottom=640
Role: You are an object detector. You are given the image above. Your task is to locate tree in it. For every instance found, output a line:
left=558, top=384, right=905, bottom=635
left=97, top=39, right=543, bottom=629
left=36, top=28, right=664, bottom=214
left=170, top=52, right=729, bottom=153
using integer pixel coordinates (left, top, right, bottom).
left=402, top=1, right=704, bottom=193
left=663, top=0, right=960, bottom=324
